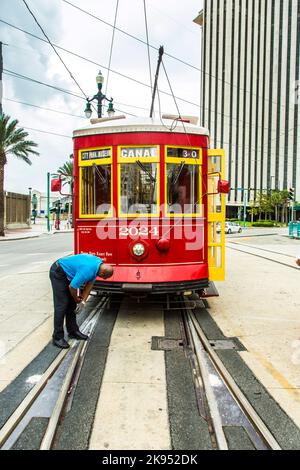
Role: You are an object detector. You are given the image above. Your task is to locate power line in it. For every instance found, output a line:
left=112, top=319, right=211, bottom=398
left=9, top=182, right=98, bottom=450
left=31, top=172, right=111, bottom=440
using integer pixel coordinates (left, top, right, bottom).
left=143, top=0, right=153, bottom=97
left=18, top=125, right=72, bottom=139
left=61, top=0, right=200, bottom=73
left=60, top=0, right=296, bottom=114
left=1, top=16, right=297, bottom=116
left=4, top=69, right=85, bottom=99
left=22, top=0, right=89, bottom=101
left=4, top=97, right=85, bottom=119
left=3, top=69, right=137, bottom=117
left=5, top=67, right=299, bottom=141
left=0, top=19, right=199, bottom=109
left=105, top=0, right=119, bottom=96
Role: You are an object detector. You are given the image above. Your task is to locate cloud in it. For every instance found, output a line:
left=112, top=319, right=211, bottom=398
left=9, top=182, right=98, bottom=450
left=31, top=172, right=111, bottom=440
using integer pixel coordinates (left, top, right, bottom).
left=2, top=0, right=203, bottom=194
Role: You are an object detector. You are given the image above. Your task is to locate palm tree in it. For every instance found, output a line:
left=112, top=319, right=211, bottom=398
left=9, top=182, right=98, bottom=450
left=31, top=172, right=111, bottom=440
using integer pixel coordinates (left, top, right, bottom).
left=56, top=157, right=74, bottom=227
left=57, top=158, right=74, bottom=192
left=0, top=114, right=39, bottom=236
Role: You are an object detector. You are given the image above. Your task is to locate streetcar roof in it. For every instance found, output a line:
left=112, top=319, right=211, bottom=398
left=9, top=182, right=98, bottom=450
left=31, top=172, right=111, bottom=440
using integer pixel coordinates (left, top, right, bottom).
left=73, top=115, right=210, bottom=138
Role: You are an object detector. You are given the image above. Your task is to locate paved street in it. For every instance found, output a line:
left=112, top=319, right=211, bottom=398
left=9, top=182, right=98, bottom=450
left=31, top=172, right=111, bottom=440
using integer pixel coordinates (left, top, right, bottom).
left=210, top=232, right=300, bottom=428
left=0, top=233, right=73, bottom=392
left=0, top=233, right=73, bottom=278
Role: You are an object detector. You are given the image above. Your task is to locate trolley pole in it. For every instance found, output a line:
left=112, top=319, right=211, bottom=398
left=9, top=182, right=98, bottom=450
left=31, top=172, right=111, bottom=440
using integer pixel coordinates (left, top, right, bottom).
left=150, top=46, right=164, bottom=118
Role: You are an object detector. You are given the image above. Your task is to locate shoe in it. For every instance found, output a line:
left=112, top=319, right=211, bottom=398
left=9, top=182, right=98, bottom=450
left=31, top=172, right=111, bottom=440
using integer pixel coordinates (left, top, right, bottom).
left=52, top=338, right=70, bottom=349
left=68, top=331, right=89, bottom=341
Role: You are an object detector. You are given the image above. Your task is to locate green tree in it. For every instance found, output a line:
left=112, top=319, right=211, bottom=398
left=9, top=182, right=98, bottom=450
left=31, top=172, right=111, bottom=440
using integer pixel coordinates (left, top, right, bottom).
left=57, top=158, right=74, bottom=192
left=56, top=156, right=74, bottom=227
left=0, top=114, right=39, bottom=236
left=270, top=191, right=282, bottom=222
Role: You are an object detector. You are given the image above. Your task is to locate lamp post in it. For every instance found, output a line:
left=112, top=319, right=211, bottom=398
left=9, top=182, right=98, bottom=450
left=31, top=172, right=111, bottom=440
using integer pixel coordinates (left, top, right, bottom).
left=84, top=70, right=115, bottom=119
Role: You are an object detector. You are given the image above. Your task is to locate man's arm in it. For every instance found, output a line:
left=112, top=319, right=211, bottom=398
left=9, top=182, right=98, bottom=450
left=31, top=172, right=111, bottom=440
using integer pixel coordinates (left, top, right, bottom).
left=69, top=285, right=82, bottom=303
left=81, top=281, right=94, bottom=302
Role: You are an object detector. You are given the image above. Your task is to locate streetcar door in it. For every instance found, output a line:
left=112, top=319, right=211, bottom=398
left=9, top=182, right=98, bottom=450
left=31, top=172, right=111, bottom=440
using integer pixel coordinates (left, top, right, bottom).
left=207, top=149, right=226, bottom=281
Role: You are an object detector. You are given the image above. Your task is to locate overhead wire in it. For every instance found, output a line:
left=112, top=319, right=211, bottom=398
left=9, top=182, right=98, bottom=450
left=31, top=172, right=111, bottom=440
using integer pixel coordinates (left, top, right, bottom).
left=59, top=0, right=296, bottom=114
left=4, top=97, right=85, bottom=119
left=18, top=125, right=72, bottom=139
left=22, top=0, right=89, bottom=101
left=4, top=20, right=294, bottom=135
left=3, top=69, right=137, bottom=117
left=104, top=0, right=119, bottom=96
left=143, top=0, right=153, bottom=97
left=0, top=19, right=199, bottom=110
left=61, top=0, right=200, bottom=73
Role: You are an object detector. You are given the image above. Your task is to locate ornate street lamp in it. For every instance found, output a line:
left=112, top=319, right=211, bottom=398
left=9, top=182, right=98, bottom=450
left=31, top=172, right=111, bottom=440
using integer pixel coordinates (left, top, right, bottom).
left=84, top=70, right=115, bottom=119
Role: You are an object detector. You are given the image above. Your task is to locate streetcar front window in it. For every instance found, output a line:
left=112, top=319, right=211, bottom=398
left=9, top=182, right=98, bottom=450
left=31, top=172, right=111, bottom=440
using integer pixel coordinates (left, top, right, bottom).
left=81, top=165, right=111, bottom=216
left=120, top=162, right=158, bottom=215
left=167, top=163, right=199, bottom=214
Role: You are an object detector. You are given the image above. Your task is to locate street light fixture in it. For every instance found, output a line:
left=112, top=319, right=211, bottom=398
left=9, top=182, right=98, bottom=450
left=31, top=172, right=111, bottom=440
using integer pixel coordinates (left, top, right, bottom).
left=84, top=70, right=115, bottom=119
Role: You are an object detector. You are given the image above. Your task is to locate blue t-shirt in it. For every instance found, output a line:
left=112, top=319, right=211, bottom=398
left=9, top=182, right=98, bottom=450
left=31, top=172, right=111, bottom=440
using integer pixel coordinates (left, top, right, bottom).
left=58, top=254, right=102, bottom=289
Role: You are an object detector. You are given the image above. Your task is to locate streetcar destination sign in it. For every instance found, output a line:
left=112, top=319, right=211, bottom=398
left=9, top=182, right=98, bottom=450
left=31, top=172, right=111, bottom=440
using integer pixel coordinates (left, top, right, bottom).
left=167, top=147, right=200, bottom=159
left=81, top=148, right=111, bottom=161
left=121, top=147, right=157, bottom=158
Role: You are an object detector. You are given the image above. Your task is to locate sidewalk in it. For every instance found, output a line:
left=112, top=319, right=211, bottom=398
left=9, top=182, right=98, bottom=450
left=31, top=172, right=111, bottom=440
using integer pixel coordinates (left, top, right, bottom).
left=0, top=219, right=73, bottom=241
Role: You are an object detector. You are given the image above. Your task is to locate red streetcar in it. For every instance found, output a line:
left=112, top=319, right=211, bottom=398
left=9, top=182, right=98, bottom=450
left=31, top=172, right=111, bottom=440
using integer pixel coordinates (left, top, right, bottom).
left=53, top=115, right=229, bottom=296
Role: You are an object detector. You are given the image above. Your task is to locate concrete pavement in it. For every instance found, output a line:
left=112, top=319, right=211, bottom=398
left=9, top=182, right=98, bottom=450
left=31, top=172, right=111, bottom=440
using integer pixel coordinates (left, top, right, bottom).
left=210, top=234, right=300, bottom=427
left=0, top=233, right=73, bottom=391
left=0, top=219, right=73, bottom=242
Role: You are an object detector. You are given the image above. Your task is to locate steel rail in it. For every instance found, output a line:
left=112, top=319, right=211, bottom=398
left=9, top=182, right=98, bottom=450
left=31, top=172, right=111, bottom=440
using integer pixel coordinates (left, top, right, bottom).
left=227, top=241, right=295, bottom=259
left=0, top=297, right=108, bottom=448
left=227, top=245, right=299, bottom=271
left=186, top=314, right=228, bottom=450
left=187, top=308, right=281, bottom=450
left=40, top=341, right=86, bottom=449
left=0, top=349, right=68, bottom=447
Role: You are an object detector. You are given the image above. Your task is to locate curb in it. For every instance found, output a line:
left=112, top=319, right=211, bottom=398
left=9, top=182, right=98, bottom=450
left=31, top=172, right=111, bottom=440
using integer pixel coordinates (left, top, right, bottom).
left=0, top=230, right=74, bottom=241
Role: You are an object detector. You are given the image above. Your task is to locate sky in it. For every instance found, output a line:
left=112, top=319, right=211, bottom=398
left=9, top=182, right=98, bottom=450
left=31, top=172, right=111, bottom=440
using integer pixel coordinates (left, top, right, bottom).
left=1, top=0, right=203, bottom=194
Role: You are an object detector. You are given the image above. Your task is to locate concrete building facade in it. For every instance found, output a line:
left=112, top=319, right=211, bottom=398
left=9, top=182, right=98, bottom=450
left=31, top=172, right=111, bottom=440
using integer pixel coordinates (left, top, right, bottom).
left=195, top=0, right=300, bottom=213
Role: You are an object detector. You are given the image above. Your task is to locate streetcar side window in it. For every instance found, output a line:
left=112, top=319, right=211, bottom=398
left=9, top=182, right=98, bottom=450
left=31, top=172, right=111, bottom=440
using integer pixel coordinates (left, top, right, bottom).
left=120, top=162, right=158, bottom=215
left=81, top=165, right=111, bottom=216
left=167, top=163, right=200, bottom=214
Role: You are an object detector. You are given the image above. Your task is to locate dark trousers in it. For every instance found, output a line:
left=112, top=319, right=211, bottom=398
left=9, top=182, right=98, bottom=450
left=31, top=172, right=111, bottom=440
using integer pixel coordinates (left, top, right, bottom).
left=49, top=262, right=79, bottom=340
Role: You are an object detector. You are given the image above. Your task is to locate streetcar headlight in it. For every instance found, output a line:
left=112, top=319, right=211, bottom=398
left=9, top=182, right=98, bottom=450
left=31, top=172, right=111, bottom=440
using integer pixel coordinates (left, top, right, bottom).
left=132, top=243, right=145, bottom=257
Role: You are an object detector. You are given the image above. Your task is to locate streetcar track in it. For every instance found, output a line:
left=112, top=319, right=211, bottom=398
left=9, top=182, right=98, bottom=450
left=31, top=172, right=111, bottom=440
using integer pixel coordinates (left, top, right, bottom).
left=0, top=296, right=110, bottom=450
left=182, top=299, right=281, bottom=450
left=228, top=241, right=296, bottom=259
left=227, top=245, right=300, bottom=271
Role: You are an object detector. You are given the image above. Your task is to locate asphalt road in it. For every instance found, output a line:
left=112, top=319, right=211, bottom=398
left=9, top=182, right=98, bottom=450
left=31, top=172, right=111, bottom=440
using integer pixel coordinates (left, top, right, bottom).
left=0, top=233, right=73, bottom=278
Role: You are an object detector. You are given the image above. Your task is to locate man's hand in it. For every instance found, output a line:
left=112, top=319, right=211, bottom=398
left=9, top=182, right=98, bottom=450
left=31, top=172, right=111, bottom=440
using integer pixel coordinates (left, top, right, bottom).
left=81, top=282, right=94, bottom=302
left=296, top=259, right=300, bottom=267
left=69, top=286, right=82, bottom=303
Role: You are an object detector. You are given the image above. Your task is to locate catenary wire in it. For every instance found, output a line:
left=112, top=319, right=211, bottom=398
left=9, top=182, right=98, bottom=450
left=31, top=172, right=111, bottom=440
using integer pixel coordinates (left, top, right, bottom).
left=0, top=19, right=199, bottom=109
left=22, top=0, right=89, bottom=101
left=2, top=20, right=296, bottom=136
left=3, top=69, right=137, bottom=117
left=143, top=0, right=153, bottom=97
left=60, top=0, right=296, bottom=114
left=105, top=0, right=119, bottom=96
left=61, top=0, right=200, bottom=73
